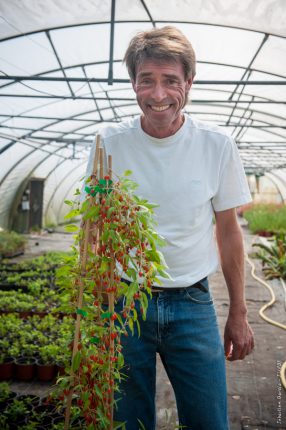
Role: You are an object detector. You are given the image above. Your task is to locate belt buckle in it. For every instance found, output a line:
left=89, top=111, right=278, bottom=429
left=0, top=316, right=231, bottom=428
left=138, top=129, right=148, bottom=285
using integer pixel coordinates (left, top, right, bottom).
left=151, top=287, right=164, bottom=293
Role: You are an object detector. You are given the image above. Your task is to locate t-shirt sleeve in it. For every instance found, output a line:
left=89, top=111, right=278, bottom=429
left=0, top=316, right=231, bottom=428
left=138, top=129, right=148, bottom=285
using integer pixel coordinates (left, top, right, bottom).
left=212, top=136, right=252, bottom=212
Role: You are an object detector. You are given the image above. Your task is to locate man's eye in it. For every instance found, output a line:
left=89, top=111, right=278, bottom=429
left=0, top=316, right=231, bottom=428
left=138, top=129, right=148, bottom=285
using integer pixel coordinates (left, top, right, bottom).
left=167, top=79, right=177, bottom=85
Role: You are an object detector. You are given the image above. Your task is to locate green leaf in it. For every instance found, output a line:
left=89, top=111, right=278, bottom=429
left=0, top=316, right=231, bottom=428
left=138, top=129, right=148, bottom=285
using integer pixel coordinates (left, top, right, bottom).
left=64, top=199, right=74, bottom=206
left=64, top=224, right=79, bottom=232
left=116, top=312, right=124, bottom=328
left=118, top=281, right=129, bottom=295
left=99, top=260, right=109, bottom=274
left=72, top=351, right=81, bottom=372
left=74, top=188, right=80, bottom=195
left=84, top=205, right=100, bottom=220
left=117, top=352, right=124, bottom=368
left=157, top=267, right=171, bottom=279
left=128, top=318, right=134, bottom=335
left=107, top=206, right=116, bottom=218
left=114, top=421, right=127, bottom=430
left=94, top=384, right=103, bottom=398
left=64, top=209, right=80, bottom=220
left=126, top=268, right=137, bottom=281
left=132, top=307, right=138, bottom=322
left=123, top=170, right=132, bottom=176
left=109, top=230, right=117, bottom=242
left=135, top=319, right=141, bottom=337
left=145, top=249, right=160, bottom=264
left=137, top=419, right=147, bottom=430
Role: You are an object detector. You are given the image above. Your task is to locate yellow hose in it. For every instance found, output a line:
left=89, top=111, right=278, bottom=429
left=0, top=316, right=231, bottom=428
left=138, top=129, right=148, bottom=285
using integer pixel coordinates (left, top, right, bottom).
left=245, top=253, right=286, bottom=390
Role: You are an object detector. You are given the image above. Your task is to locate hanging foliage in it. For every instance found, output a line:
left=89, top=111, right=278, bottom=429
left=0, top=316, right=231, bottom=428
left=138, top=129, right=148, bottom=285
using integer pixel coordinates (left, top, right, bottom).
left=56, top=167, right=169, bottom=430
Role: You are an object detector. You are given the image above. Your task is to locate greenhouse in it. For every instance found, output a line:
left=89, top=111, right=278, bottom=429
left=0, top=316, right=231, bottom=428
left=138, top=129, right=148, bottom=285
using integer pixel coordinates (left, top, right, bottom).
left=0, top=1, right=285, bottom=429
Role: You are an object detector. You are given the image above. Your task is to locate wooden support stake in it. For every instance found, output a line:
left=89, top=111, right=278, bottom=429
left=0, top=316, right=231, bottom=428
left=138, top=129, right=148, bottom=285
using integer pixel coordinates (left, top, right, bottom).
left=64, top=140, right=116, bottom=429
left=64, top=137, right=101, bottom=430
left=107, top=154, right=115, bottom=429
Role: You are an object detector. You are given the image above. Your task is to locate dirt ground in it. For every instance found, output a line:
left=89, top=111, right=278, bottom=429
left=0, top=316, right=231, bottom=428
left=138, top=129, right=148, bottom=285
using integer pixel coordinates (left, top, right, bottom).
left=9, top=224, right=286, bottom=429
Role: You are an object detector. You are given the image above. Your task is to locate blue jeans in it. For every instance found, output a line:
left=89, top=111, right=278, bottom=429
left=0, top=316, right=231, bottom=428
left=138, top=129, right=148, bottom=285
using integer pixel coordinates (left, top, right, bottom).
left=113, top=278, right=229, bottom=430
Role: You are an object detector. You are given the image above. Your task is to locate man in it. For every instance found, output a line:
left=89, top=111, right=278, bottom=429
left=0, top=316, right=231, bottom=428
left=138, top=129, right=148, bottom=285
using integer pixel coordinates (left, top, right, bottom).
left=85, top=26, right=254, bottom=430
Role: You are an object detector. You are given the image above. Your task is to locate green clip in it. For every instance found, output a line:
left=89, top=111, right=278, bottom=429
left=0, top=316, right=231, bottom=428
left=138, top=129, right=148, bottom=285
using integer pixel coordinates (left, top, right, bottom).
left=85, top=179, right=113, bottom=196
left=101, top=311, right=112, bottom=319
left=76, top=308, right=87, bottom=317
left=99, top=179, right=113, bottom=187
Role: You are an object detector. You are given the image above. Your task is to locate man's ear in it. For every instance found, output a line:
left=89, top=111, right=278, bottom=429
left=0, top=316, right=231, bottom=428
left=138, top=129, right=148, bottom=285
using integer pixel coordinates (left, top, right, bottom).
left=186, top=78, right=193, bottom=92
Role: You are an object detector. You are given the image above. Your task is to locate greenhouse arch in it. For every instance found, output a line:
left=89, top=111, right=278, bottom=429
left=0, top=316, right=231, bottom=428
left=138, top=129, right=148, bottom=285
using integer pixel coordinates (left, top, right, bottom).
left=0, top=0, right=285, bottom=231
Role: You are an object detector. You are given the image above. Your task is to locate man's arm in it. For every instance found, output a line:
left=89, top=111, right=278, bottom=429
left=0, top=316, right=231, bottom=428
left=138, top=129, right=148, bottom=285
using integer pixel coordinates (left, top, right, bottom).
left=214, top=208, right=254, bottom=361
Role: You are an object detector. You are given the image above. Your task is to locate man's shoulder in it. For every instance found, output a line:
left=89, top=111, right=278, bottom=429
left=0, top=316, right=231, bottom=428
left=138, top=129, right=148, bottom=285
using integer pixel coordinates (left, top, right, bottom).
left=97, top=117, right=139, bottom=141
left=186, top=115, right=232, bottom=141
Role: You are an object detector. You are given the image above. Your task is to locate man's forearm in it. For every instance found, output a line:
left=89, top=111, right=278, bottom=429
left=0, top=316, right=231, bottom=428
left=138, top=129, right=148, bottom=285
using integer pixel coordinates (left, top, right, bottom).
left=221, top=230, right=246, bottom=313
left=215, top=208, right=254, bottom=360
left=215, top=210, right=247, bottom=314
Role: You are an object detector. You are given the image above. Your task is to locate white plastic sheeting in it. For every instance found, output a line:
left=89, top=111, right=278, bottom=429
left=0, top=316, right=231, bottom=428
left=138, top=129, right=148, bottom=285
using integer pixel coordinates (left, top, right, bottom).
left=0, top=0, right=285, bottom=229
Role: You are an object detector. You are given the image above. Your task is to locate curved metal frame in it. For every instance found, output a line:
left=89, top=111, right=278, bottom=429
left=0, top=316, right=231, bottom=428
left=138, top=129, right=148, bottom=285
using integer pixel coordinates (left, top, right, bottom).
left=0, top=8, right=286, bottom=229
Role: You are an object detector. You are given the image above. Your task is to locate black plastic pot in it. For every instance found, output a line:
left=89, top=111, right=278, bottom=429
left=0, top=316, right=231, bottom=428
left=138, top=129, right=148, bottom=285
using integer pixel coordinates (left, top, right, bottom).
left=0, top=356, right=14, bottom=380
left=14, top=356, right=36, bottom=381
left=36, top=360, right=56, bottom=381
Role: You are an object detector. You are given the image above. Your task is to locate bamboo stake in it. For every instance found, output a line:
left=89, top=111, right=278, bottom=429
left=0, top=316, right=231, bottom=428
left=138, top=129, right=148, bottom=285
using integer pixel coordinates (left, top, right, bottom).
left=98, top=147, right=104, bottom=302
left=89, top=135, right=101, bottom=254
left=64, top=136, right=101, bottom=430
left=107, top=155, right=115, bottom=429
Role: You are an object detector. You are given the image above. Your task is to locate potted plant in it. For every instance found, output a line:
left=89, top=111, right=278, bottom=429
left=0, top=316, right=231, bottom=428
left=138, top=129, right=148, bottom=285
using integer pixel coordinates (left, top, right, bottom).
left=30, top=403, right=57, bottom=428
left=0, top=382, right=17, bottom=411
left=0, top=349, right=14, bottom=380
left=36, top=344, right=60, bottom=381
left=3, top=397, right=30, bottom=429
left=14, top=340, right=37, bottom=381
left=0, top=414, right=8, bottom=430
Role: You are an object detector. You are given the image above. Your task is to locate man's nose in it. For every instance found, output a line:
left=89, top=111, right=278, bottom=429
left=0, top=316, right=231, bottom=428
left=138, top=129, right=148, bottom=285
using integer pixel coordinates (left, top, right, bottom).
left=152, top=83, right=167, bottom=101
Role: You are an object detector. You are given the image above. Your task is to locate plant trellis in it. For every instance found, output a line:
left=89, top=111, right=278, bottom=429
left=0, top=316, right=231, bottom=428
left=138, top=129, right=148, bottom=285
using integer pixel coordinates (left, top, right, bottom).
left=58, top=135, right=169, bottom=430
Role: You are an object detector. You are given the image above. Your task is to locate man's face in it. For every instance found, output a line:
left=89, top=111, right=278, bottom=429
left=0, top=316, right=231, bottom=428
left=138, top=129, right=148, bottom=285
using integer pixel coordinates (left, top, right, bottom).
left=132, top=59, right=192, bottom=138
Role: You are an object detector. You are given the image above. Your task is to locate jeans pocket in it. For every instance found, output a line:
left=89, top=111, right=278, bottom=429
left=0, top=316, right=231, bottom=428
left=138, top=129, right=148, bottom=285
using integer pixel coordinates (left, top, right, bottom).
left=184, top=279, right=213, bottom=305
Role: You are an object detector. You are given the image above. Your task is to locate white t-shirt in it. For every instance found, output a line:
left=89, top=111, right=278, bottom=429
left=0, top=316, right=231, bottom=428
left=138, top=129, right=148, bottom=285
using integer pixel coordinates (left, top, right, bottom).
left=84, top=114, right=252, bottom=287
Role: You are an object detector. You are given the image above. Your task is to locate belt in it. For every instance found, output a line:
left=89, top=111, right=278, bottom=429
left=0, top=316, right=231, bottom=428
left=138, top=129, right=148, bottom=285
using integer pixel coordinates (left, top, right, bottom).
left=151, top=278, right=208, bottom=293
left=121, top=277, right=208, bottom=294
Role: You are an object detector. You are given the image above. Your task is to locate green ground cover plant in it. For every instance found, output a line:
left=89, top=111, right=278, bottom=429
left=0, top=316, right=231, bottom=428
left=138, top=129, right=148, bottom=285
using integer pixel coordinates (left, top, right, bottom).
left=0, top=251, right=74, bottom=314
left=253, top=233, right=286, bottom=279
left=0, top=231, right=27, bottom=258
left=0, top=251, right=70, bottom=272
left=243, top=203, right=286, bottom=235
left=0, top=313, right=73, bottom=364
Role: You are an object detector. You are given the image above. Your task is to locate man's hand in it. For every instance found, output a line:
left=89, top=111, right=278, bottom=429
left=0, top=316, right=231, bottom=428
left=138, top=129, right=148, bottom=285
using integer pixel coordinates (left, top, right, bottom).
left=224, top=311, right=254, bottom=361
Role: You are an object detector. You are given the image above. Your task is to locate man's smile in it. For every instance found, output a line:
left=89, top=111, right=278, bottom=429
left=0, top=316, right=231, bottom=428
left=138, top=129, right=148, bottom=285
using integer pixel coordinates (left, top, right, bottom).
left=149, top=104, right=171, bottom=112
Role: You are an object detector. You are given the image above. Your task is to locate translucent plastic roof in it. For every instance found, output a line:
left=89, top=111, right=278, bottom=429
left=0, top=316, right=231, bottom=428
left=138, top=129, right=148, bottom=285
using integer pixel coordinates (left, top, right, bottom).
left=0, top=0, right=286, bottom=228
